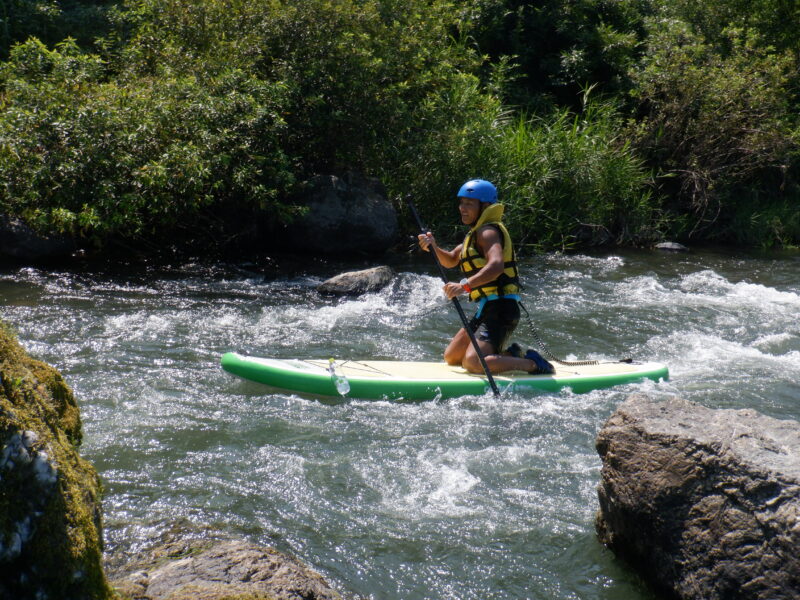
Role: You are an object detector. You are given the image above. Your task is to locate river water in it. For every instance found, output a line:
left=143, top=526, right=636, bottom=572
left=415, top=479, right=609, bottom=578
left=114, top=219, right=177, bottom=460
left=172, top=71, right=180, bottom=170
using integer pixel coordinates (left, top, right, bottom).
left=1, top=248, right=798, bottom=599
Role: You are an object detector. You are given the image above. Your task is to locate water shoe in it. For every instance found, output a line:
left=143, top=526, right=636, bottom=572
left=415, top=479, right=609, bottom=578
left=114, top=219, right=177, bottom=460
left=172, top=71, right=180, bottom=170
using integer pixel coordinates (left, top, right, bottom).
left=525, top=349, right=555, bottom=375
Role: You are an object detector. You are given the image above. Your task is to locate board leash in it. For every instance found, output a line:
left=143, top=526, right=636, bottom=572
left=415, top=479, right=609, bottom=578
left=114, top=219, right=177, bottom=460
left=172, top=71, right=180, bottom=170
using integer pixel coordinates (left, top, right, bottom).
left=518, top=301, right=602, bottom=366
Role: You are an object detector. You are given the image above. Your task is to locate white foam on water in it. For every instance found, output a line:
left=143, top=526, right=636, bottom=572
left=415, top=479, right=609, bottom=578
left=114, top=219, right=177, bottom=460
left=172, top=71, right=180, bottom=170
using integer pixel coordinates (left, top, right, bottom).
left=427, top=463, right=481, bottom=511
left=546, top=254, right=626, bottom=273
left=677, top=270, right=800, bottom=312
left=358, top=440, right=483, bottom=519
left=605, top=268, right=800, bottom=384
left=4, top=256, right=799, bottom=600
left=751, top=332, right=800, bottom=355
left=609, top=270, right=800, bottom=325
left=645, top=330, right=800, bottom=396
left=613, top=275, right=671, bottom=305
left=104, top=312, right=173, bottom=341
left=235, top=273, right=451, bottom=357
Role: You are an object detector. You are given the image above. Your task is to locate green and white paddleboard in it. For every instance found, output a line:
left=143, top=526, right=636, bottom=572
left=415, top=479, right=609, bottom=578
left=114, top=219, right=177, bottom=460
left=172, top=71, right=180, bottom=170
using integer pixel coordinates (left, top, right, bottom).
left=220, top=352, right=669, bottom=400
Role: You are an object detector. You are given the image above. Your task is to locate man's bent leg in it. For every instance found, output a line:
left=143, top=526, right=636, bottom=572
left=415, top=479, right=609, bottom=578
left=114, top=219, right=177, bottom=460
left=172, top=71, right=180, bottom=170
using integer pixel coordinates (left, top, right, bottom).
left=461, top=339, right=498, bottom=373
left=464, top=346, right=547, bottom=374
left=444, top=328, right=471, bottom=366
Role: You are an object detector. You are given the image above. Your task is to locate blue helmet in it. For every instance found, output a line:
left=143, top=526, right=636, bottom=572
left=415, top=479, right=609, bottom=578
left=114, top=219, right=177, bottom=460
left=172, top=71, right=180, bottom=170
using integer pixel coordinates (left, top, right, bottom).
left=457, top=179, right=497, bottom=204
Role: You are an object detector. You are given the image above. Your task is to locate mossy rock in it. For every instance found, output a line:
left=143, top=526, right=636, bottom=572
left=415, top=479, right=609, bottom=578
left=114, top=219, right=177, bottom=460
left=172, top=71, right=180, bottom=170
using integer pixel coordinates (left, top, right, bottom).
left=0, top=320, right=111, bottom=599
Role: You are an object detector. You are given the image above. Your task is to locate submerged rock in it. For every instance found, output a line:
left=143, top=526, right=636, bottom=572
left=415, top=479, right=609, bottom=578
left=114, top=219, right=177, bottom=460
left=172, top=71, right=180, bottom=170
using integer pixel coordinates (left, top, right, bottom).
left=110, top=529, right=342, bottom=600
left=317, top=266, right=395, bottom=296
left=595, top=394, right=800, bottom=600
left=0, top=321, right=110, bottom=599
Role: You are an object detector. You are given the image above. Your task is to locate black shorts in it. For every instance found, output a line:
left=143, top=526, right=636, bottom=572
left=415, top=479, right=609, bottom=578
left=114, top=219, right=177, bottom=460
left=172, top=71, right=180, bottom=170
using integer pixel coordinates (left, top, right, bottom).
left=468, top=298, right=520, bottom=354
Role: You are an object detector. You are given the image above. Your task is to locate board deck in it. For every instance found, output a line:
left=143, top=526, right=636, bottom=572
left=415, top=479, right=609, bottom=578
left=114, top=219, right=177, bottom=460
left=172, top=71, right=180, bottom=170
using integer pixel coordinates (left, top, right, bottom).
left=221, top=352, right=669, bottom=400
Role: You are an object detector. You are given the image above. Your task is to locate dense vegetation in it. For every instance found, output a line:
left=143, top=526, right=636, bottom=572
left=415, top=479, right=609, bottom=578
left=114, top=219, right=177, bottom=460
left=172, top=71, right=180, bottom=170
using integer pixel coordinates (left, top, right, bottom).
left=1, top=0, right=798, bottom=252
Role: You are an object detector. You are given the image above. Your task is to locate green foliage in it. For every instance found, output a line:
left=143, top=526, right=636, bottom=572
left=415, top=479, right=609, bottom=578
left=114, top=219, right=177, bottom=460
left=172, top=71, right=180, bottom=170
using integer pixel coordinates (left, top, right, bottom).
left=0, top=0, right=493, bottom=248
left=112, top=0, right=483, bottom=174
left=257, top=0, right=481, bottom=174
left=0, top=37, right=293, bottom=243
left=0, top=0, right=113, bottom=58
left=1, top=0, right=798, bottom=252
left=388, top=81, right=659, bottom=250
left=628, top=19, right=799, bottom=244
left=495, top=97, right=658, bottom=250
left=662, top=0, right=800, bottom=54
left=466, top=0, right=648, bottom=109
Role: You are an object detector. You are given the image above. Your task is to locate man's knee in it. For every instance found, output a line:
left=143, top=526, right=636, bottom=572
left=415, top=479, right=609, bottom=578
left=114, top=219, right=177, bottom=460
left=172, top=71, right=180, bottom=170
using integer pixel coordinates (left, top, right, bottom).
left=462, top=357, right=481, bottom=373
left=445, top=355, right=461, bottom=366
left=444, top=347, right=461, bottom=366
left=462, top=345, right=498, bottom=373
left=462, top=352, right=485, bottom=373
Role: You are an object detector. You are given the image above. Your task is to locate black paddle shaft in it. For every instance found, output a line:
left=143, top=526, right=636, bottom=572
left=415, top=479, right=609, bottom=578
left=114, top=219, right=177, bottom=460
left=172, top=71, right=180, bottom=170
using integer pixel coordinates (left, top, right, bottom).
left=407, top=200, right=501, bottom=397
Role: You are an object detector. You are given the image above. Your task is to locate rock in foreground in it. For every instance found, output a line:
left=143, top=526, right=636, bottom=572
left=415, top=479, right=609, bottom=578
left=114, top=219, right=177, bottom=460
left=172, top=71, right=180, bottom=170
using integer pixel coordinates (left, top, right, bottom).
left=112, top=534, right=342, bottom=600
left=596, top=394, right=800, bottom=600
left=0, top=322, right=110, bottom=599
left=317, top=266, right=395, bottom=296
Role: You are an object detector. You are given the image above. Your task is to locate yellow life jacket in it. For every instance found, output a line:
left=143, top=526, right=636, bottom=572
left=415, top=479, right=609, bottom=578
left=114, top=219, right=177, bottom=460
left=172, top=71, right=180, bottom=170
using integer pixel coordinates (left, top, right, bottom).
left=459, top=203, right=520, bottom=301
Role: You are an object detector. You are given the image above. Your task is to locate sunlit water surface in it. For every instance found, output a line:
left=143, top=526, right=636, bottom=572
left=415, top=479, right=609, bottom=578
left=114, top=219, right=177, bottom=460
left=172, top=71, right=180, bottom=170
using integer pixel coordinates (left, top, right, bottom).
left=1, top=248, right=798, bottom=599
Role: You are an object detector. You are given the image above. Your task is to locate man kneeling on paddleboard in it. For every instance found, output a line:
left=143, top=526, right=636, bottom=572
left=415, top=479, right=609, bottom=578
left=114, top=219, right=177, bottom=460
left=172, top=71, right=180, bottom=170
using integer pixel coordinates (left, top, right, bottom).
left=418, top=179, right=555, bottom=375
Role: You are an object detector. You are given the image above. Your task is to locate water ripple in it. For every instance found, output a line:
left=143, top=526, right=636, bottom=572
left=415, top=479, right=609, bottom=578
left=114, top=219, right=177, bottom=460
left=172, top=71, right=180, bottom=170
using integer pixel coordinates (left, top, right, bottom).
left=1, top=250, right=797, bottom=600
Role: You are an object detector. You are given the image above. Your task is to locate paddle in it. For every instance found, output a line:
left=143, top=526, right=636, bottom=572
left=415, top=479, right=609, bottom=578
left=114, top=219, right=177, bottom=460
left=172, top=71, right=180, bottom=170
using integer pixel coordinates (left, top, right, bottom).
left=408, top=199, right=501, bottom=397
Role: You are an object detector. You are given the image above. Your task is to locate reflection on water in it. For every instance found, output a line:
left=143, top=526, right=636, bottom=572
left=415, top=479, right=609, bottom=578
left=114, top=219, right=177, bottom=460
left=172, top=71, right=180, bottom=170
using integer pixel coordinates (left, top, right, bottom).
left=1, top=248, right=798, bottom=599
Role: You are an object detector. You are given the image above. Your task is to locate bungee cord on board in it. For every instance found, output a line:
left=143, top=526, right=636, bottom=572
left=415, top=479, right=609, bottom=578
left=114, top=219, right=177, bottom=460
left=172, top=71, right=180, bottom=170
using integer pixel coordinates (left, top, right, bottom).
left=518, top=301, right=599, bottom=367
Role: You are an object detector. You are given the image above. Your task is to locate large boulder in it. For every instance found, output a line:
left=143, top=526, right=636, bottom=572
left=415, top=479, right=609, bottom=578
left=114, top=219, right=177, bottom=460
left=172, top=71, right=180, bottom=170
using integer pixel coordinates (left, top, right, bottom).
left=595, top=394, right=800, bottom=600
left=0, top=215, right=75, bottom=262
left=279, top=173, right=398, bottom=256
left=316, top=266, right=395, bottom=296
left=110, top=530, right=342, bottom=600
left=0, top=322, right=110, bottom=599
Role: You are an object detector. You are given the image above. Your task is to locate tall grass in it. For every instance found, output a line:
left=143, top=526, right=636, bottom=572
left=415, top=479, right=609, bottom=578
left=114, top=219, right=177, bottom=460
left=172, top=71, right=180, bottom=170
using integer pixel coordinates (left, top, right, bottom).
left=385, top=84, right=661, bottom=251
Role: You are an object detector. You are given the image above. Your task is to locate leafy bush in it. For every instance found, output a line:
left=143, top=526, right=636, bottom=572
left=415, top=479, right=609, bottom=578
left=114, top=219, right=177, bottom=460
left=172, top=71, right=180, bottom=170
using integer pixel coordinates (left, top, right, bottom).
left=1, top=0, right=797, bottom=252
left=662, top=0, right=800, bottom=54
left=0, top=38, right=293, bottom=243
left=1, top=0, right=503, bottom=250
left=110, top=0, right=483, bottom=176
left=0, top=0, right=112, bottom=58
left=628, top=19, right=799, bottom=244
left=497, top=97, right=659, bottom=250
left=465, top=0, right=647, bottom=109
left=388, top=80, right=659, bottom=250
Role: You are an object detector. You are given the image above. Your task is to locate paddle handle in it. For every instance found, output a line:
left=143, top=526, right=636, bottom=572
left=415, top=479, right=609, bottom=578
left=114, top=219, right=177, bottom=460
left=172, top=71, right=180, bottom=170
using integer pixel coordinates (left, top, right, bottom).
left=408, top=200, right=501, bottom=397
